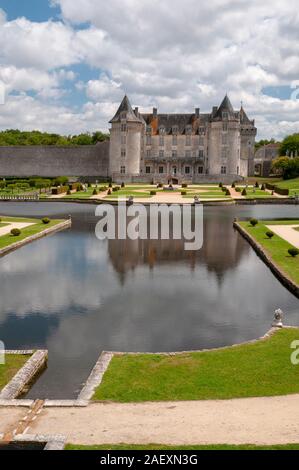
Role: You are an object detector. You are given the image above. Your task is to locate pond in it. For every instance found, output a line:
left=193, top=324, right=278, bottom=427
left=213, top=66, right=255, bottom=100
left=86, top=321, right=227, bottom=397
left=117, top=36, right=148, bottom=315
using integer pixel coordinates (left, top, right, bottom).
left=0, top=202, right=298, bottom=399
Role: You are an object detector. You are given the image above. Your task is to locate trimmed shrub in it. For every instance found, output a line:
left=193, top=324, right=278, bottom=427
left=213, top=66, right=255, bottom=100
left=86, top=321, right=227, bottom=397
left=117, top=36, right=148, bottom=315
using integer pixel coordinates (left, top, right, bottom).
left=150, top=190, right=157, bottom=196
left=266, top=231, right=274, bottom=239
left=121, top=182, right=125, bottom=188
left=157, top=183, right=163, bottom=188
left=107, top=189, right=112, bottom=195
left=235, top=187, right=241, bottom=192
left=181, top=191, right=187, bottom=196
left=93, top=189, right=98, bottom=195
left=226, top=188, right=231, bottom=196
left=231, top=182, right=236, bottom=188
left=42, top=217, right=50, bottom=225
left=109, top=183, right=113, bottom=188
left=250, top=218, right=258, bottom=227
left=288, top=248, right=299, bottom=258
left=261, top=184, right=266, bottom=191
left=182, top=183, right=188, bottom=188
left=112, top=186, right=120, bottom=192
left=242, top=188, right=247, bottom=196
left=99, top=186, right=107, bottom=192
left=11, top=228, right=21, bottom=237
left=255, top=181, right=260, bottom=188
left=219, top=182, right=223, bottom=188
left=67, top=190, right=71, bottom=195
left=52, top=186, right=68, bottom=195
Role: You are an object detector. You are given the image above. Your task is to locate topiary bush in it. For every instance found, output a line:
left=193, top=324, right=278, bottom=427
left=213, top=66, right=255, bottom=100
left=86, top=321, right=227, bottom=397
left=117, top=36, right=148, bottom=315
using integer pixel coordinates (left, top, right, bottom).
left=242, top=188, right=247, bottom=196
left=181, top=191, right=187, bottom=196
left=266, top=231, right=274, bottom=239
left=109, top=182, right=113, bottom=188
left=182, top=183, right=188, bottom=188
left=255, top=181, right=260, bottom=188
left=226, top=189, right=231, bottom=196
left=235, top=187, right=241, bottom=192
left=107, top=189, right=112, bottom=195
left=67, top=189, right=71, bottom=195
left=42, top=217, right=50, bottom=224
left=11, top=228, right=21, bottom=236
left=219, top=182, right=223, bottom=188
left=93, top=189, right=98, bottom=195
left=231, top=182, right=236, bottom=188
left=250, top=218, right=258, bottom=227
left=150, top=190, right=157, bottom=196
left=288, top=248, right=299, bottom=258
left=261, top=184, right=266, bottom=191
left=121, top=182, right=125, bottom=188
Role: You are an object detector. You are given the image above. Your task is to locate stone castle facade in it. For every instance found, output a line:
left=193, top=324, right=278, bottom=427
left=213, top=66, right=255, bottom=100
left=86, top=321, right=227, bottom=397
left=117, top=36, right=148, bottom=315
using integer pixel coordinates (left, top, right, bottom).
left=109, top=95, right=257, bottom=183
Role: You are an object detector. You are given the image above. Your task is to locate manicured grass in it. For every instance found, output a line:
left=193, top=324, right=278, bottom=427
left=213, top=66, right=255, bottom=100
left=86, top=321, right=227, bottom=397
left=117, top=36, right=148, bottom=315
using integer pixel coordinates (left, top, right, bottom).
left=276, top=177, right=299, bottom=197
left=0, top=354, right=29, bottom=391
left=105, top=190, right=154, bottom=199
left=243, top=188, right=273, bottom=199
left=93, top=328, right=299, bottom=402
left=62, top=188, right=95, bottom=199
left=0, top=223, right=9, bottom=228
left=239, top=219, right=299, bottom=285
left=66, top=443, right=299, bottom=451
left=0, top=217, right=65, bottom=250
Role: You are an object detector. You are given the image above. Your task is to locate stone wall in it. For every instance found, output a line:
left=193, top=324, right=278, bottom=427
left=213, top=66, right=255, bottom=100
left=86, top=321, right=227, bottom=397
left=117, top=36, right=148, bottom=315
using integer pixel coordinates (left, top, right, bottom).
left=0, top=141, right=109, bottom=178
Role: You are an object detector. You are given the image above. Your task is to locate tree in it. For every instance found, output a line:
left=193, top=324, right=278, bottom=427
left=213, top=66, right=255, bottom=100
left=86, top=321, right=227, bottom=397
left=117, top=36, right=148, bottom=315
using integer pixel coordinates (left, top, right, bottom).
left=279, top=134, right=299, bottom=157
left=272, top=156, right=299, bottom=179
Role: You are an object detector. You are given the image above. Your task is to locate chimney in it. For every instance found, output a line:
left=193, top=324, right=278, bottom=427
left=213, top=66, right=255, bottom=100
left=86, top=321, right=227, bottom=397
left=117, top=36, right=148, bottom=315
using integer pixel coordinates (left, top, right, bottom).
left=195, top=108, right=200, bottom=117
left=153, top=107, right=158, bottom=118
left=134, top=107, right=139, bottom=115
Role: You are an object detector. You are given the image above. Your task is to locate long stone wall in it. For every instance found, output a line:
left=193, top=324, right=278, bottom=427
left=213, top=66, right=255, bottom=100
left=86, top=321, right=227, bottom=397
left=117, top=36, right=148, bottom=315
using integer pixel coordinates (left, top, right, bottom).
left=0, top=142, right=109, bottom=178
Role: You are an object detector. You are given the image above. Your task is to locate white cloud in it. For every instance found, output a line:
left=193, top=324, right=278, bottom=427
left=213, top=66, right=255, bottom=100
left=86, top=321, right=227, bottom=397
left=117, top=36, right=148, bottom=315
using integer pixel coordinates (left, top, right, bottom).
left=0, top=1, right=299, bottom=138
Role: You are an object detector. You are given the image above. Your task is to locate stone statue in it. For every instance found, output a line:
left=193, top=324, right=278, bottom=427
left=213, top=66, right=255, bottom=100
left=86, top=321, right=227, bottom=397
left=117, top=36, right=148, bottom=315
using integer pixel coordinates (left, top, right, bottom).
left=272, top=309, right=283, bottom=328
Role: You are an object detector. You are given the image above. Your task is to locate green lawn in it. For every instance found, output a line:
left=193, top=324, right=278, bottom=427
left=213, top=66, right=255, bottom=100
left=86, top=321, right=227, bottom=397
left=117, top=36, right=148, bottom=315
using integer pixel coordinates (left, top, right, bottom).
left=66, top=443, right=299, bottom=451
left=0, top=223, right=8, bottom=228
left=276, top=177, right=299, bottom=196
left=243, top=188, right=274, bottom=199
left=0, top=217, right=65, bottom=250
left=93, top=328, right=299, bottom=402
left=105, top=189, right=154, bottom=199
left=239, top=220, right=299, bottom=285
left=0, top=354, right=29, bottom=391
left=61, top=188, right=95, bottom=199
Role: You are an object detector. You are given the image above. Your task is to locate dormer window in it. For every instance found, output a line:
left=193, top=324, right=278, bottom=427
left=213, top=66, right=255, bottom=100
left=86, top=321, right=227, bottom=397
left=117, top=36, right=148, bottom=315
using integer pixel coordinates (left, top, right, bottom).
left=159, top=126, right=165, bottom=135
left=146, top=126, right=152, bottom=134
left=186, top=125, right=192, bottom=134
left=222, top=111, right=228, bottom=120
left=120, top=112, right=127, bottom=120
left=172, top=126, right=179, bottom=134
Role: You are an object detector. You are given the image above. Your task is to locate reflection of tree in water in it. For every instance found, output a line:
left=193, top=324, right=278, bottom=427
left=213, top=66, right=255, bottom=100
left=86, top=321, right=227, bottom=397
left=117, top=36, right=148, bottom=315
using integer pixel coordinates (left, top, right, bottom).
left=108, top=214, right=250, bottom=284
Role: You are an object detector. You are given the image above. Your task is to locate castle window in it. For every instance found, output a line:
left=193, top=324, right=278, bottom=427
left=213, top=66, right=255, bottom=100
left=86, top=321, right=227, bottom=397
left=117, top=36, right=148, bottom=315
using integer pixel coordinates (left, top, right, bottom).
left=172, top=126, right=179, bottom=134
left=198, top=166, right=204, bottom=174
left=199, top=127, right=205, bottom=134
left=146, top=136, right=151, bottom=146
left=186, top=135, right=191, bottom=146
left=199, top=137, right=204, bottom=146
left=120, top=166, right=126, bottom=174
left=120, top=112, right=127, bottom=120
left=159, top=150, right=164, bottom=158
left=172, top=135, right=177, bottom=146
left=221, top=147, right=228, bottom=159
left=199, top=150, right=204, bottom=159
left=221, top=166, right=227, bottom=175
left=121, top=124, right=127, bottom=132
left=222, top=111, right=228, bottom=120
left=146, top=150, right=151, bottom=157
left=159, top=166, right=164, bottom=174
left=223, top=122, right=228, bottom=132
left=159, top=136, right=164, bottom=146
left=121, top=135, right=126, bottom=145
left=186, top=125, right=192, bottom=134
left=146, top=126, right=152, bottom=134
left=172, top=150, right=177, bottom=158
left=186, top=150, right=191, bottom=158
left=185, top=166, right=191, bottom=174
left=146, top=166, right=151, bottom=174
left=159, top=126, right=165, bottom=134
left=237, top=166, right=239, bottom=175
left=222, top=134, right=228, bottom=145
left=121, top=149, right=126, bottom=158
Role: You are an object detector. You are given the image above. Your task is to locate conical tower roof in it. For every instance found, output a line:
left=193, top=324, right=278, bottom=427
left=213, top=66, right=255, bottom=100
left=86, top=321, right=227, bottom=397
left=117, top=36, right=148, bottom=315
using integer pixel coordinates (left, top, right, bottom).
left=214, top=94, right=235, bottom=118
left=109, top=95, right=143, bottom=123
left=239, top=105, right=251, bottom=124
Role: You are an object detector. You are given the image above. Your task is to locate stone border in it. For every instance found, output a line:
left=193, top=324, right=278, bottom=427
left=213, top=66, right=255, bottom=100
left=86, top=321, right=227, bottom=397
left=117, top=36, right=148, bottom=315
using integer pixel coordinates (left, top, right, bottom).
left=0, top=219, right=71, bottom=258
left=234, top=221, right=299, bottom=298
left=12, top=433, right=66, bottom=450
left=78, top=352, right=114, bottom=401
left=0, top=350, right=48, bottom=400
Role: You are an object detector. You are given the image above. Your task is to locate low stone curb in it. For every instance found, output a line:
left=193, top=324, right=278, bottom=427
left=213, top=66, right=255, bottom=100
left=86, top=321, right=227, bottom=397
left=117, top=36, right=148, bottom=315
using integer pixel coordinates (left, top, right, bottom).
left=13, top=433, right=66, bottom=451
left=234, top=221, right=299, bottom=298
left=0, top=350, right=48, bottom=400
left=44, top=400, right=88, bottom=407
left=78, top=352, right=114, bottom=401
left=0, top=219, right=71, bottom=258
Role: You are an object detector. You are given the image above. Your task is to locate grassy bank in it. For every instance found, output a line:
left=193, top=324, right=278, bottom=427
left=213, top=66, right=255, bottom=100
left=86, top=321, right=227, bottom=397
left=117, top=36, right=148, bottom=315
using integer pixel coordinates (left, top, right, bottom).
left=0, top=354, right=29, bottom=391
left=93, top=328, right=299, bottom=402
left=238, top=220, right=299, bottom=285
left=276, top=177, right=299, bottom=196
left=0, top=217, right=66, bottom=250
left=66, top=443, right=299, bottom=451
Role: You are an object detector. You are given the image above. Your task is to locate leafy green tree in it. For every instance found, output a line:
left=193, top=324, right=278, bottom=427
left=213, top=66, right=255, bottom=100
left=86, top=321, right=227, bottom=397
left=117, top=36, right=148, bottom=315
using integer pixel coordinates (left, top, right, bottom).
left=279, top=134, right=299, bottom=157
left=272, top=156, right=299, bottom=179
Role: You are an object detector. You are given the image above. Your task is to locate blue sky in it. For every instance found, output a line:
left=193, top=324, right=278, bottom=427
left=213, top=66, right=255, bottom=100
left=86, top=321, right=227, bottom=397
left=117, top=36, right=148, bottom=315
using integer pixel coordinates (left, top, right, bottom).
left=0, top=0, right=298, bottom=139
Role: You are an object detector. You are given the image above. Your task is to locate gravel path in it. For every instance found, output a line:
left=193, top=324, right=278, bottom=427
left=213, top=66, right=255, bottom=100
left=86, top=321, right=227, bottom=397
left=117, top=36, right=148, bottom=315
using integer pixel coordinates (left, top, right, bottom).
left=266, top=225, right=299, bottom=249
left=23, top=395, right=299, bottom=446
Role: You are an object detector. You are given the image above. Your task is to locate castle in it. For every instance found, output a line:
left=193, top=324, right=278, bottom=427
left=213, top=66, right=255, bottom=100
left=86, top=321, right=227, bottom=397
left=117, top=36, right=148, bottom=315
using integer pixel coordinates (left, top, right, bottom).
left=109, top=95, right=257, bottom=184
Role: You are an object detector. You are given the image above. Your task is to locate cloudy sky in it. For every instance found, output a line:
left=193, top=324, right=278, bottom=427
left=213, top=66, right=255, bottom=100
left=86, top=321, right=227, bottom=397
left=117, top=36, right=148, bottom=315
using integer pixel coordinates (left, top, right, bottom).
left=0, top=0, right=299, bottom=139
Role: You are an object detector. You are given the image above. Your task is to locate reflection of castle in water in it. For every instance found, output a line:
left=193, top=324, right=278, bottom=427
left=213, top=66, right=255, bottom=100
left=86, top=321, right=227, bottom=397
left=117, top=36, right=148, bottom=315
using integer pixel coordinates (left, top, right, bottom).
left=108, top=214, right=249, bottom=283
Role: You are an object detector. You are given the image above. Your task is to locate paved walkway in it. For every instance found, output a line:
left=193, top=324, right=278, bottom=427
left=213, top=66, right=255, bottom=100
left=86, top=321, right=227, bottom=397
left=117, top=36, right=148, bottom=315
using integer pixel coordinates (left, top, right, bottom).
left=266, top=225, right=299, bottom=249
left=2, top=395, right=299, bottom=446
left=0, top=222, right=36, bottom=237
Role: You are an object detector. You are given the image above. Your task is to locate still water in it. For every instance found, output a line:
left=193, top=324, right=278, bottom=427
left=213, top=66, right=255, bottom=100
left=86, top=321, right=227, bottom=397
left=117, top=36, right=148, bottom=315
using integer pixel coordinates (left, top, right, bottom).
left=0, top=202, right=298, bottom=399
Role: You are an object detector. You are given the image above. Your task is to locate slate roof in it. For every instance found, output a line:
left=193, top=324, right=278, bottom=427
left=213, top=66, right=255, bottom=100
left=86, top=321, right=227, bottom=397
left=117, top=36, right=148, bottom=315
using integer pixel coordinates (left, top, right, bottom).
left=109, top=95, right=144, bottom=124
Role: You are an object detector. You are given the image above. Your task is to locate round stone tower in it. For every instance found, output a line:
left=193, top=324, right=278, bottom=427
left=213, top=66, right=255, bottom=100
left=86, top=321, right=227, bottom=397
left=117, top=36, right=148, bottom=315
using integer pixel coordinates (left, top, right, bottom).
left=109, top=95, right=144, bottom=181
